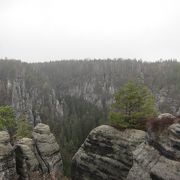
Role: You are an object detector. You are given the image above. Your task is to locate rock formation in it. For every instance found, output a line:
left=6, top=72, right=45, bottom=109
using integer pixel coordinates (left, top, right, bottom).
left=126, top=142, right=180, bottom=180
left=0, top=61, right=63, bottom=126
left=127, top=117, right=180, bottom=180
left=11, top=78, right=63, bottom=126
left=13, top=123, right=63, bottom=180
left=15, top=138, right=39, bottom=179
left=0, top=131, right=17, bottom=180
left=72, top=114, right=180, bottom=180
left=32, top=123, right=63, bottom=179
left=71, top=125, right=145, bottom=180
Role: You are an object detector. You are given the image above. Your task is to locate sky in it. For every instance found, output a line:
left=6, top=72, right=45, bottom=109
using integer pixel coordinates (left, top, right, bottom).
left=0, top=0, right=180, bottom=62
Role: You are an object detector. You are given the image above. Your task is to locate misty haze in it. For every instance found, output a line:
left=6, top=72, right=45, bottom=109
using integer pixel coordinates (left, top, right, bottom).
left=0, top=0, right=180, bottom=180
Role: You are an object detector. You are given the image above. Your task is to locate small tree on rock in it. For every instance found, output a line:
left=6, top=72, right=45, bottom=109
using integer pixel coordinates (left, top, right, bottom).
left=109, top=81, right=157, bottom=129
left=16, top=115, right=32, bottom=138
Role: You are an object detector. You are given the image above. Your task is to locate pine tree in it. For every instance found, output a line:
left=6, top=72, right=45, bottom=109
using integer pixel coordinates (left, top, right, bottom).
left=0, top=106, right=16, bottom=130
left=16, top=115, right=32, bottom=138
left=109, top=81, right=157, bottom=129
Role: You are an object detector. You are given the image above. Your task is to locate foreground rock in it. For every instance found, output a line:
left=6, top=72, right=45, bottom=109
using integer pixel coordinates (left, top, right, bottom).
left=32, top=123, right=63, bottom=179
left=127, top=115, right=180, bottom=180
left=15, top=138, right=39, bottom=179
left=147, top=114, right=180, bottom=160
left=0, top=131, right=17, bottom=180
left=14, top=123, right=63, bottom=180
left=127, top=143, right=180, bottom=180
left=72, top=125, right=145, bottom=180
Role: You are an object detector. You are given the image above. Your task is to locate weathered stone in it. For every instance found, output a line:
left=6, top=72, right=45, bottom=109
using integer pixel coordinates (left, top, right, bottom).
left=127, top=115, right=180, bottom=180
left=0, top=131, right=17, bottom=180
left=147, top=114, right=180, bottom=160
left=72, top=125, right=145, bottom=180
left=15, top=138, right=39, bottom=180
left=168, top=123, right=180, bottom=158
left=127, top=143, right=180, bottom=180
left=32, top=123, right=63, bottom=179
left=33, top=123, right=51, bottom=135
left=158, top=113, right=176, bottom=119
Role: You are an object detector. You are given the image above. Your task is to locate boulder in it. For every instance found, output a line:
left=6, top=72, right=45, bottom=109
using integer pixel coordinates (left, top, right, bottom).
left=71, top=125, right=145, bottom=180
left=0, top=131, right=17, bottom=180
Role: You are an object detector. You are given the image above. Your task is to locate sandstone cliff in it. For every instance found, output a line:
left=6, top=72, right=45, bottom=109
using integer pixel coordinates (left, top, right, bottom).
left=71, top=125, right=145, bottom=180
left=127, top=115, right=180, bottom=180
left=0, top=123, right=63, bottom=180
left=0, top=60, right=63, bottom=126
left=32, top=123, right=63, bottom=178
left=72, top=114, right=180, bottom=180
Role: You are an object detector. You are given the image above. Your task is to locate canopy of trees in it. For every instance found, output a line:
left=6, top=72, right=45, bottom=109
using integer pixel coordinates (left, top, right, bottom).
left=1, top=58, right=180, bottom=176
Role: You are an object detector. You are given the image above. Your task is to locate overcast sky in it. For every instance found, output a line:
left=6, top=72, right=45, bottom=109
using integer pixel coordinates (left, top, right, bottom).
left=0, top=0, right=180, bottom=62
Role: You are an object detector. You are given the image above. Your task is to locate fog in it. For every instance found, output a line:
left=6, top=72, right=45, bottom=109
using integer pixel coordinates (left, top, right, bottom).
left=0, top=0, right=180, bottom=62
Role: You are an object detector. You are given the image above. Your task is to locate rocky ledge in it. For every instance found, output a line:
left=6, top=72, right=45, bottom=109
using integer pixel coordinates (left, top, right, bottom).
left=72, top=114, right=180, bottom=180
left=71, top=125, right=145, bottom=180
left=127, top=115, right=180, bottom=180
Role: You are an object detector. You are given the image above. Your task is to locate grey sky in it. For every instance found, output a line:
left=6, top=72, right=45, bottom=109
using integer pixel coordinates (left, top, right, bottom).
left=0, top=0, right=180, bottom=62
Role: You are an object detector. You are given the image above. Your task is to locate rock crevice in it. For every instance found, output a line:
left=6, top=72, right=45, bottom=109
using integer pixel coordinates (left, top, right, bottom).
left=0, top=123, right=63, bottom=180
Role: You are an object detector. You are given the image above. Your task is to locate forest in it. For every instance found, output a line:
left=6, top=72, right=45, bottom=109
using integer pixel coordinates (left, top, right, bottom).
left=0, top=58, right=180, bottom=176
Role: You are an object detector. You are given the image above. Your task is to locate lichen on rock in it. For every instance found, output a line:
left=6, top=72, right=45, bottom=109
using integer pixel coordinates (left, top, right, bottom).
left=0, top=131, right=17, bottom=180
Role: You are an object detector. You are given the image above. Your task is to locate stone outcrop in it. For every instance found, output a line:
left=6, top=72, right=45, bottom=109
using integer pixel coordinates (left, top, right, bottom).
left=71, top=125, right=145, bottom=180
left=127, top=142, right=180, bottom=180
left=146, top=115, right=180, bottom=160
left=158, top=113, right=176, bottom=119
left=15, top=138, right=39, bottom=179
left=127, top=116, right=180, bottom=180
left=32, top=123, right=63, bottom=179
left=0, top=131, right=17, bottom=180
left=13, top=123, right=63, bottom=180
left=72, top=115, right=180, bottom=180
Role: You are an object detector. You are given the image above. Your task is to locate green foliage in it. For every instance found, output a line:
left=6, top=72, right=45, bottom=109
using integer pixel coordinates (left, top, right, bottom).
left=16, top=116, right=33, bottom=138
left=109, top=81, right=157, bottom=129
left=0, top=106, right=16, bottom=130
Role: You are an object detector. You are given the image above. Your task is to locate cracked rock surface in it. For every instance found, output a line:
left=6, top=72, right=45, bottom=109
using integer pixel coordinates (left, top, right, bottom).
left=71, top=125, right=145, bottom=180
left=0, top=131, right=17, bottom=180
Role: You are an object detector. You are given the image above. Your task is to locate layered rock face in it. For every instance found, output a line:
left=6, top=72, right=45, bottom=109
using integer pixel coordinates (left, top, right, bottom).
left=15, top=138, right=39, bottom=179
left=72, top=115, right=180, bottom=180
left=127, top=116, right=180, bottom=180
left=14, top=123, right=63, bottom=180
left=0, top=131, right=17, bottom=180
left=32, top=123, right=63, bottom=178
left=71, top=125, right=145, bottom=180
left=126, top=142, right=180, bottom=180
